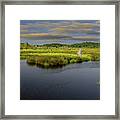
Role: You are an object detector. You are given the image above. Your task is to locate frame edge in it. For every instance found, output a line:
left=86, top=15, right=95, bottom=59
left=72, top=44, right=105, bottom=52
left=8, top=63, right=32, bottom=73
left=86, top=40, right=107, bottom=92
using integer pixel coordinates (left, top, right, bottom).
left=0, top=0, right=120, bottom=119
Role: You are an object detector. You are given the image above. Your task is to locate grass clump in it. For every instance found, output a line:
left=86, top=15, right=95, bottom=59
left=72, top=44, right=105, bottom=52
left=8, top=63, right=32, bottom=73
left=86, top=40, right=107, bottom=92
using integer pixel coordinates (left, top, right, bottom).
left=21, top=42, right=100, bottom=68
left=27, top=55, right=82, bottom=68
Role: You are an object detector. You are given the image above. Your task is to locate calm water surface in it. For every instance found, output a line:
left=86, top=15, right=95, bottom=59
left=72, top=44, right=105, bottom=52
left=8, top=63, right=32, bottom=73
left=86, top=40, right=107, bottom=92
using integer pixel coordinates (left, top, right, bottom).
left=20, top=60, right=100, bottom=100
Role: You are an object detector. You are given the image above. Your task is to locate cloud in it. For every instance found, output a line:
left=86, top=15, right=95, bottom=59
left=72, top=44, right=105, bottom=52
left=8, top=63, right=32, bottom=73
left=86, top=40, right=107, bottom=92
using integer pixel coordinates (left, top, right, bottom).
left=20, top=33, right=72, bottom=39
left=20, top=33, right=99, bottom=40
left=20, top=20, right=100, bottom=40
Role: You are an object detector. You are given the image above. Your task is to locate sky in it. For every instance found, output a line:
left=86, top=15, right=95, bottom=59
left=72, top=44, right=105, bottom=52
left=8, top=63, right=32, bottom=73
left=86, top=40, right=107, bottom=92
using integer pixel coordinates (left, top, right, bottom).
left=20, top=20, right=100, bottom=41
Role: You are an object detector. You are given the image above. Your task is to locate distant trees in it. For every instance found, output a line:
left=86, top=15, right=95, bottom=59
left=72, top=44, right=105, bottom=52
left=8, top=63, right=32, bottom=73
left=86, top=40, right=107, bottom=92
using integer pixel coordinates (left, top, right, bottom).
left=20, top=42, right=100, bottom=49
left=20, top=42, right=34, bottom=49
left=70, top=42, right=100, bottom=48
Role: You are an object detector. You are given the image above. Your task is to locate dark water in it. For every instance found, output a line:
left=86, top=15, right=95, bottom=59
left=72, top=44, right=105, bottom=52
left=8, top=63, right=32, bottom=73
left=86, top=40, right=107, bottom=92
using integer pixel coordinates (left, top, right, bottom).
left=21, top=39, right=99, bottom=45
left=20, top=60, right=100, bottom=100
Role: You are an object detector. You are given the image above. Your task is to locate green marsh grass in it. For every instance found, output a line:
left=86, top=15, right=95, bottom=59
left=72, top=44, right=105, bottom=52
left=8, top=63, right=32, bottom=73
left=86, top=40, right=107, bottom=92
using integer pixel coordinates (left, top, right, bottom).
left=20, top=42, right=100, bottom=68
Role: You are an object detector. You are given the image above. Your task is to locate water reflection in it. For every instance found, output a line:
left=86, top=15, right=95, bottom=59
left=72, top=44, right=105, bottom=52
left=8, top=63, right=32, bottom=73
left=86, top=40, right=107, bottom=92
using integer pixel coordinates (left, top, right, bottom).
left=20, top=60, right=100, bottom=100
left=26, top=60, right=99, bottom=74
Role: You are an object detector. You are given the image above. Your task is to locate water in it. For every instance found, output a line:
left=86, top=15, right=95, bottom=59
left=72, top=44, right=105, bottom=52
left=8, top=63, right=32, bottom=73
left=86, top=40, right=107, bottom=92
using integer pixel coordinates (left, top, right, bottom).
left=21, top=39, right=99, bottom=45
left=20, top=60, right=100, bottom=100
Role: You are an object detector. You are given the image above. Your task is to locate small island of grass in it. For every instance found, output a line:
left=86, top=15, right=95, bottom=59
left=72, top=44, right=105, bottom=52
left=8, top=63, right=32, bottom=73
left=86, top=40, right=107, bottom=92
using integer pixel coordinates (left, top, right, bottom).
left=20, top=42, right=100, bottom=68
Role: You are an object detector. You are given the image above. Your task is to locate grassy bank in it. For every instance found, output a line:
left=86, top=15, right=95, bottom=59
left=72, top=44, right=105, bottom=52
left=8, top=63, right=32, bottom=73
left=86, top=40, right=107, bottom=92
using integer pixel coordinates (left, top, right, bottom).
left=20, top=42, right=100, bottom=68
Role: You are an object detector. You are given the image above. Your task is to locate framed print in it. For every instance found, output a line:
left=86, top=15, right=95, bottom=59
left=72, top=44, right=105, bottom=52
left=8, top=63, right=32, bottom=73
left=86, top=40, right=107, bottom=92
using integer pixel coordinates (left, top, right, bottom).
left=0, top=0, right=119, bottom=119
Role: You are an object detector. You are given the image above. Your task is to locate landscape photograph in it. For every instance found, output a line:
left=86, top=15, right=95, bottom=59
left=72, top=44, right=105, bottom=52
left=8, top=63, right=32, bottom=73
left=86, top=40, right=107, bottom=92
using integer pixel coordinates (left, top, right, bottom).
left=20, top=20, right=100, bottom=100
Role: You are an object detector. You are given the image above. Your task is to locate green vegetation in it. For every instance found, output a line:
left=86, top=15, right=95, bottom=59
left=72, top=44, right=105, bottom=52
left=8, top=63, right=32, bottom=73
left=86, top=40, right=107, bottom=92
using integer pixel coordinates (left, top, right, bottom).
left=39, top=42, right=100, bottom=48
left=20, top=42, right=100, bottom=68
left=20, top=42, right=99, bottom=49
